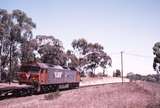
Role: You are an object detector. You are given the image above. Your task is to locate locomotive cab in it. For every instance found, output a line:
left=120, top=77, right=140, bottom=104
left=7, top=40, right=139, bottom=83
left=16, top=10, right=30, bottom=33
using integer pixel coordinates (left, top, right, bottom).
left=17, top=65, right=40, bottom=85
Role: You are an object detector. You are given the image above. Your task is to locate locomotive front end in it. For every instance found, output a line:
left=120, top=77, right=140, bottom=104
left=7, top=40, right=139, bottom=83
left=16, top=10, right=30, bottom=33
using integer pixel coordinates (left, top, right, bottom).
left=17, top=65, right=40, bottom=85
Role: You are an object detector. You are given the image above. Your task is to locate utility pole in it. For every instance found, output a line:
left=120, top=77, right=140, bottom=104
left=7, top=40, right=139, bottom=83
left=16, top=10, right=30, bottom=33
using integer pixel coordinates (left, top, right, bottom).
left=121, top=51, right=124, bottom=85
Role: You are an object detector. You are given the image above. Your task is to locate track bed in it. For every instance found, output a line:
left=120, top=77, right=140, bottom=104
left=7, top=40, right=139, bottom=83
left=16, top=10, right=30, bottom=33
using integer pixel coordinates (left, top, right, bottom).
left=0, top=82, right=79, bottom=100
left=0, top=83, right=34, bottom=99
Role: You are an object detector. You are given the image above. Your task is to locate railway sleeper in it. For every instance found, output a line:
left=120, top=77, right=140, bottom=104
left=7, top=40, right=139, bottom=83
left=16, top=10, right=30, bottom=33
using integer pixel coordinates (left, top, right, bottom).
left=39, top=84, right=59, bottom=93
left=12, top=87, right=34, bottom=97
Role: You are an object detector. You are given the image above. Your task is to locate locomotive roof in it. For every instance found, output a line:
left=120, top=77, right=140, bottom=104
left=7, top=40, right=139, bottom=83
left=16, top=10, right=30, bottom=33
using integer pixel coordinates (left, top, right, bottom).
left=37, top=63, right=67, bottom=70
left=21, top=62, right=77, bottom=71
left=37, top=63, right=48, bottom=69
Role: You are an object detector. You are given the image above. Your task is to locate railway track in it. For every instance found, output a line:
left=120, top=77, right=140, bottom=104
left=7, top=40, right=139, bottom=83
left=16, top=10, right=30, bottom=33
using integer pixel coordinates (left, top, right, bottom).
left=80, top=82, right=128, bottom=88
left=0, top=82, right=127, bottom=101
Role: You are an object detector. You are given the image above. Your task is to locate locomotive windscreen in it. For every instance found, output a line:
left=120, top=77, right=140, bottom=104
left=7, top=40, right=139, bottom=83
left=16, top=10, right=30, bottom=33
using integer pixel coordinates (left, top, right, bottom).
left=20, top=66, right=40, bottom=72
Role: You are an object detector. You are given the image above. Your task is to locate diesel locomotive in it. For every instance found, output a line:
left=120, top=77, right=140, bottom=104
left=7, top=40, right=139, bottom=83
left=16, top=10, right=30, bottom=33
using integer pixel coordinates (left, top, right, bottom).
left=0, top=62, right=80, bottom=98
left=17, top=62, right=80, bottom=93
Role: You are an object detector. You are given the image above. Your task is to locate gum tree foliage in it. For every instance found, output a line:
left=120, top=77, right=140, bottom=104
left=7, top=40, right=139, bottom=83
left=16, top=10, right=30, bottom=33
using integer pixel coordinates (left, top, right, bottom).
left=85, top=43, right=111, bottom=75
left=72, top=38, right=88, bottom=57
left=153, top=42, right=160, bottom=75
left=21, top=39, right=38, bottom=63
left=66, top=50, right=79, bottom=69
left=0, top=9, right=36, bottom=80
left=71, top=38, right=112, bottom=75
left=36, top=35, right=67, bottom=66
left=71, top=38, right=88, bottom=70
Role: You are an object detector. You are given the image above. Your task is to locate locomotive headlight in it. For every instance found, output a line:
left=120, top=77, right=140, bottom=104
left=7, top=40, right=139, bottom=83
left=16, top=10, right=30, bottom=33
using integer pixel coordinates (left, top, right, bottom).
left=31, top=75, right=39, bottom=81
left=32, top=77, right=36, bottom=80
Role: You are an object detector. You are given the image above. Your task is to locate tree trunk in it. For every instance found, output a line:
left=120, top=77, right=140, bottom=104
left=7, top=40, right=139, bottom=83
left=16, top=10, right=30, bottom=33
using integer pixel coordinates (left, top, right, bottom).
left=9, top=42, right=12, bottom=84
left=157, top=72, right=160, bottom=82
left=92, top=68, right=95, bottom=77
left=103, top=69, right=105, bottom=76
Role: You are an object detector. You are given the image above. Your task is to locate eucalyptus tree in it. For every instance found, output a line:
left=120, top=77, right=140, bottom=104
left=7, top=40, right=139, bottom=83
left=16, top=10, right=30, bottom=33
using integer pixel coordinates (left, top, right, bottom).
left=153, top=42, right=160, bottom=81
left=0, top=9, right=36, bottom=81
left=20, top=39, right=38, bottom=63
left=85, top=43, right=111, bottom=75
left=66, top=50, right=79, bottom=69
left=37, top=35, right=67, bottom=66
left=99, top=51, right=112, bottom=75
left=72, top=38, right=88, bottom=57
left=71, top=38, right=111, bottom=76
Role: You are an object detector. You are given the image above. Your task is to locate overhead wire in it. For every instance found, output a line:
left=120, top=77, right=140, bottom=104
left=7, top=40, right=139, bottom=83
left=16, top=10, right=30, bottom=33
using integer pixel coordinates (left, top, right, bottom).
left=108, top=51, right=154, bottom=58
left=124, top=52, right=153, bottom=58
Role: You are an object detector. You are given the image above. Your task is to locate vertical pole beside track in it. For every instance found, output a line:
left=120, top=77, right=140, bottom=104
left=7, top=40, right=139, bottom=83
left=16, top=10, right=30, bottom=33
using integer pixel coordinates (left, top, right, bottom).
left=121, top=51, right=124, bottom=85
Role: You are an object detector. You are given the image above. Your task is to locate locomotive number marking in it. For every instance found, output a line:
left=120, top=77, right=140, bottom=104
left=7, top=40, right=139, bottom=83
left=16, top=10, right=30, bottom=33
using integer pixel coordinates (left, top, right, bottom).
left=54, top=72, right=62, bottom=78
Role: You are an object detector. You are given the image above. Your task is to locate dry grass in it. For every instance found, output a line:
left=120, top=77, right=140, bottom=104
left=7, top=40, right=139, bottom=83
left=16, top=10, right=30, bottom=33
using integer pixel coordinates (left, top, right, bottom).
left=1, top=81, right=160, bottom=108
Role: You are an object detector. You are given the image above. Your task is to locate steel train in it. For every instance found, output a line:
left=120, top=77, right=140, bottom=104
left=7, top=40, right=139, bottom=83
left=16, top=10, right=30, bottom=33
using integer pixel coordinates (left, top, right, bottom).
left=0, top=62, right=80, bottom=98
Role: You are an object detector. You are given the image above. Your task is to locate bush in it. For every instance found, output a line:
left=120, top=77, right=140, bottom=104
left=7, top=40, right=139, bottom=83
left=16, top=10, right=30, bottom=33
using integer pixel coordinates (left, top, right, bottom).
left=127, top=73, right=160, bottom=83
left=80, top=71, right=86, bottom=77
left=127, top=73, right=142, bottom=82
left=113, top=69, right=121, bottom=77
left=44, top=91, right=61, bottom=100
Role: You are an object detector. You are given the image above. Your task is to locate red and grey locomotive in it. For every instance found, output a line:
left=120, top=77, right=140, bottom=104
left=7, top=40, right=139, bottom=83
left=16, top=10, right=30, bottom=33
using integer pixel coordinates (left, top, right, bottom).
left=17, top=62, right=80, bottom=92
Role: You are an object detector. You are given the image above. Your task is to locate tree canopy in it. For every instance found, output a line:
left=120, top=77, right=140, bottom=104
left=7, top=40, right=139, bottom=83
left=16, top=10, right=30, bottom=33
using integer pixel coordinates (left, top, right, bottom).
left=0, top=9, right=36, bottom=81
left=153, top=42, right=160, bottom=74
left=36, top=35, right=67, bottom=66
left=71, top=38, right=112, bottom=75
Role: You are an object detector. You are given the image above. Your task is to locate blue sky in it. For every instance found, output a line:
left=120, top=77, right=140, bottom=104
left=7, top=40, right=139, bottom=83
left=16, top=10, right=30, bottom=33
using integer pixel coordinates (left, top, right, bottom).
left=1, top=0, right=160, bottom=75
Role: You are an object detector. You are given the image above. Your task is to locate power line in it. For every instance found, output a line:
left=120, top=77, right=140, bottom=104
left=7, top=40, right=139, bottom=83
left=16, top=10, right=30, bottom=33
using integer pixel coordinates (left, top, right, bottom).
left=108, top=52, right=121, bottom=56
left=108, top=51, right=153, bottom=58
left=125, top=53, right=153, bottom=58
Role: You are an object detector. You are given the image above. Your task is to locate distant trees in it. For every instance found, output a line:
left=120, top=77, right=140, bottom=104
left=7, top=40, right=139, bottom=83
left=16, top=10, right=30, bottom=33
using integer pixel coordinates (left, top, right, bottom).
left=126, top=72, right=160, bottom=83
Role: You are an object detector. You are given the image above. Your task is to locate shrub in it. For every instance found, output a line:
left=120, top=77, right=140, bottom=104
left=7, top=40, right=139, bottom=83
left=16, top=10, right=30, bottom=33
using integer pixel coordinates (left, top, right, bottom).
left=44, top=91, right=61, bottom=100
